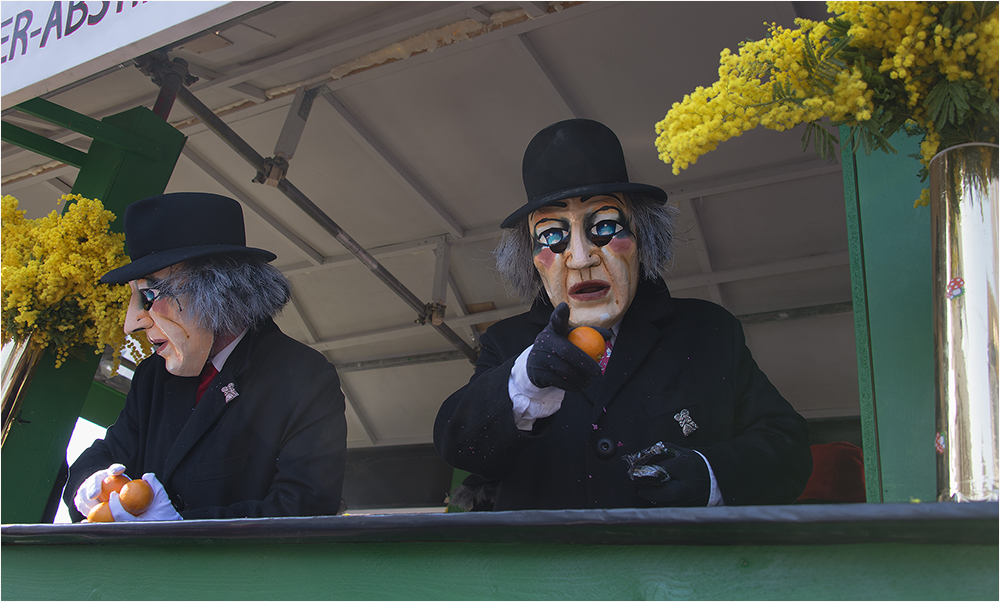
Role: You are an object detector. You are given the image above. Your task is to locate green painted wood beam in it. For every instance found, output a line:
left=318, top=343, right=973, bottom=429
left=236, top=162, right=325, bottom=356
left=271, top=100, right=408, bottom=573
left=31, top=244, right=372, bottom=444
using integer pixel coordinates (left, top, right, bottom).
left=14, top=98, right=169, bottom=162
left=5, top=503, right=993, bottom=599
left=842, top=128, right=936, bottom=503
left=0, top=350, right=100, bottom=524
left=842, top=126, right=882, bottom=503
left=0, top=122, right=88, bottom=168
left=2, top=540, right=994, bottom=600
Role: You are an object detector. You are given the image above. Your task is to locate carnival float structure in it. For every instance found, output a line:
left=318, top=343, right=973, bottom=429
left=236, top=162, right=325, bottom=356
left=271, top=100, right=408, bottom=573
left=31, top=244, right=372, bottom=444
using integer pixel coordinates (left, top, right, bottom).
left=2, top=2, right=996, bottom=599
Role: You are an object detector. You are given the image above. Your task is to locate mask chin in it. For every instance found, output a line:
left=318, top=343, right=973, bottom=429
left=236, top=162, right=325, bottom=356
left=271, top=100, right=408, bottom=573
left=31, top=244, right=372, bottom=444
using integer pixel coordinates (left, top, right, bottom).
left=159, top=322, right=214, bottom=376
left=169, top=342, right=213, bottom=376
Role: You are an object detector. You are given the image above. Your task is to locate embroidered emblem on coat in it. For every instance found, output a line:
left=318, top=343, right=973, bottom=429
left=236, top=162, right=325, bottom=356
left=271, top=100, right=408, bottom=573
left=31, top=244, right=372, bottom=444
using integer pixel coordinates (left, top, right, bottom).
left=221, top=382, right=239, bottom=403
left=674, top=409, right=698, bottom=436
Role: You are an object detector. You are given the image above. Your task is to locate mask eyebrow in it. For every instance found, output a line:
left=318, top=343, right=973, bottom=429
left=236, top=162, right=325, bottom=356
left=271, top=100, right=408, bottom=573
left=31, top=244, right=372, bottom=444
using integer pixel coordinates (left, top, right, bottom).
left=532, top=216, right=568, bottom=231
left=580, top=193, right=623, bottom=204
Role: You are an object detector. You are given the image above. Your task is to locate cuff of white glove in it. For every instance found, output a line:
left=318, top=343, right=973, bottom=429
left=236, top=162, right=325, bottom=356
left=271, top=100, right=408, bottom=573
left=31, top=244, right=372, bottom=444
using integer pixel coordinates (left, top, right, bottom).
left=509, top=345, right=566, bottom=431
left=108, top=473, right=183, bottom=522
left=74, top=463, right=127, bottom=517
left=694, top=450, right=724, bottom=507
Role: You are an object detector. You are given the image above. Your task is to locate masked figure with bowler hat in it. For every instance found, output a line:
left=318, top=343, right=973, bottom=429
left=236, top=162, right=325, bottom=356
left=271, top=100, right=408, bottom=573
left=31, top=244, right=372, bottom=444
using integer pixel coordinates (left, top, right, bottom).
left=434, top=119, right=812, bottom=510
left=65, top=193, right=347, bottom=521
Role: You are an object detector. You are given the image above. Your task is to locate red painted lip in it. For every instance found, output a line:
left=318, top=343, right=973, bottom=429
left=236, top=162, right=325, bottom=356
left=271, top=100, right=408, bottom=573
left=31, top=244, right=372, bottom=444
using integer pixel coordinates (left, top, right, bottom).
left=569, top=280, right=610, bottom=301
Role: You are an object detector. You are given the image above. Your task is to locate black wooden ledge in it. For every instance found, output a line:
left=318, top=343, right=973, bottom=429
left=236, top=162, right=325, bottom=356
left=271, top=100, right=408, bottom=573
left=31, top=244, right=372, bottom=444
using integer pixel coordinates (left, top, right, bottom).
left=3, top=502, right=995, bottom=547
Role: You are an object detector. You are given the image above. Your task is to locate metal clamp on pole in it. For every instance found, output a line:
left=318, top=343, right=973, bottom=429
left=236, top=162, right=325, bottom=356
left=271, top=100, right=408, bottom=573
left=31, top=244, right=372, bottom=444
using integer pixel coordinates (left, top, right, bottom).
left=253, top=155, right=290, bottom=187
left=417, top=302, right=447, bottom=326
left=136, top=51, right=199, bottom=121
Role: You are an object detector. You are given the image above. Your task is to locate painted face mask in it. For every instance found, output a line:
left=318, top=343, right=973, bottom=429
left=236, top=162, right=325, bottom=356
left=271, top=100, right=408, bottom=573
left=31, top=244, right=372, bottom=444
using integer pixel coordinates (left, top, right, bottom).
left=530, top=195, right=640, bottom=329
left=123, top=266, right=214, bottom=377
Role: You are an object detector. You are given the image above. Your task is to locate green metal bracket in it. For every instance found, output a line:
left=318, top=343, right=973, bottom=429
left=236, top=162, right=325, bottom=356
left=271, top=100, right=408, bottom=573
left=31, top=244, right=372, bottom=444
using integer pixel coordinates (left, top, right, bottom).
left=13, top=98, right=169, bottom=162
left=1, top=101, right=186, bottom=524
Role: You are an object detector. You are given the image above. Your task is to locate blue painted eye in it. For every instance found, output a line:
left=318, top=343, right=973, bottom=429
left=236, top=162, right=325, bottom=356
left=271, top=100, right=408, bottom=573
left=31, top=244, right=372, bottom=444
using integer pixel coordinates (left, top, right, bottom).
left=589, top=220, right=624, bottom=246
left=538, top=228, right=569, bottom=253
left=139, top=288, right=163, bottom=311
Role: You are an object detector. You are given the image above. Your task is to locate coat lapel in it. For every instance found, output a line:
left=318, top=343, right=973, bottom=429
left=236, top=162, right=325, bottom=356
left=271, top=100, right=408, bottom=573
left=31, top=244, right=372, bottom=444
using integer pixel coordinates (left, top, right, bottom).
left=591, top=278, right=674, bottom=422
left=161, top=326, right=258, bottom=481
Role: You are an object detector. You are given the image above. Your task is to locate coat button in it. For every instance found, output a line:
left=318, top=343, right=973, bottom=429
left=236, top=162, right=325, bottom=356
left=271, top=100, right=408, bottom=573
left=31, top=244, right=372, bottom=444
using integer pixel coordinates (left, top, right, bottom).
left=595, top=437, right=616, bottom=459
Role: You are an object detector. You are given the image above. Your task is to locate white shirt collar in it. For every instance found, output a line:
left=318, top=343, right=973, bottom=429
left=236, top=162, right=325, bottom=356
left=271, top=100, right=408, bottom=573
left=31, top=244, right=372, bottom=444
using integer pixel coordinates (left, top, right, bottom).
left=210, top=329, right=248, bottom=372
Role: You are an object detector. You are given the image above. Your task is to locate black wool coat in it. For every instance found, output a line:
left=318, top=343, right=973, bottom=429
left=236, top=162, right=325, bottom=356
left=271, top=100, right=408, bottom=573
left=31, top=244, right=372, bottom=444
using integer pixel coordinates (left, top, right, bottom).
left=65, top=318, right=347, bottom=520
left=434, top=278, right=812, bottom=510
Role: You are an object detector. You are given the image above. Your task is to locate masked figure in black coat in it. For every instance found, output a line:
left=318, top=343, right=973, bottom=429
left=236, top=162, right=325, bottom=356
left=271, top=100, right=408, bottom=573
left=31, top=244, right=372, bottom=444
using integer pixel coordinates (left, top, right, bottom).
left=434, top=119, right=811, bottom=510
left=65, top=193, right=347, bottom=521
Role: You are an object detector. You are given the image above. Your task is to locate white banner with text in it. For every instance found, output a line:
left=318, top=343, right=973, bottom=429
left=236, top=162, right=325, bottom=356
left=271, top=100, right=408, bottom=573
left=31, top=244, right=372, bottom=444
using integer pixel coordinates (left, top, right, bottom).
left=1, top=1, right=269, bottom=109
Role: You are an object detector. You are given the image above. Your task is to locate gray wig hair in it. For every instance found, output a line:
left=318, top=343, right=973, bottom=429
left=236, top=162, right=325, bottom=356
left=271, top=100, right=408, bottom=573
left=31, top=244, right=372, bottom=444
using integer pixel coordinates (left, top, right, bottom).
left=494, top=192, right=678, bottom=303
left=153, top=254, right=291, bottom=337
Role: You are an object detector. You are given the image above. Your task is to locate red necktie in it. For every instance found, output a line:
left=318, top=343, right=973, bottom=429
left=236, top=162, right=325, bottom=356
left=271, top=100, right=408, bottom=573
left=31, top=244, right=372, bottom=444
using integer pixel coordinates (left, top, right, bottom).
left=599, top=340, right=613, bottom=373
left=195, top=363, right=218, bottom=404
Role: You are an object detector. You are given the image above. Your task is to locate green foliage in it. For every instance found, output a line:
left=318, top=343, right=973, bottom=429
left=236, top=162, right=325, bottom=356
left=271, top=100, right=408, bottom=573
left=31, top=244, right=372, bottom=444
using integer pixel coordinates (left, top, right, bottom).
left=801, top=121, right=840, bottom=160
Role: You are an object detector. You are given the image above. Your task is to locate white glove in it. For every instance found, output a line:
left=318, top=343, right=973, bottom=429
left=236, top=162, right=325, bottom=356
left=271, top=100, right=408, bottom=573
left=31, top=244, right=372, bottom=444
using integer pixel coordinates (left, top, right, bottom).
left=108, top=473, right=183, bottom=522
left=74, top=463, right=127, bottom=517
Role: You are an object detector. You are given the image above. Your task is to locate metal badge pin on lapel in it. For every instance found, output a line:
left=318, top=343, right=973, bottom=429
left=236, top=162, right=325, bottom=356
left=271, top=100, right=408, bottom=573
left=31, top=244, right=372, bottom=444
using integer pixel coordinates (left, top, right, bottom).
left=674, top=409, right=698, bottom=436
left=221, top=382, right=239, bottom=403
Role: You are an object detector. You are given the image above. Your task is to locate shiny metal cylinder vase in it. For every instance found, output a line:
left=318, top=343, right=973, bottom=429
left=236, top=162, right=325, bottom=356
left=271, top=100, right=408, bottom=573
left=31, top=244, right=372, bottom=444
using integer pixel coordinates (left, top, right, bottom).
left=930, top=142, right=999, bottom=502
left=1, top=336, right=45, bottom=447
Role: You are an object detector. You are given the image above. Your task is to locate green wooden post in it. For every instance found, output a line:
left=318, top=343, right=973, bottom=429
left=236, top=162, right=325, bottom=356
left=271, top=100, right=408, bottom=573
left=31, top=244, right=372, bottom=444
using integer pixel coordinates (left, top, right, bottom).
left=1, top=102, right=185, bottom=524
left=842, top=127, right=936, bottom=503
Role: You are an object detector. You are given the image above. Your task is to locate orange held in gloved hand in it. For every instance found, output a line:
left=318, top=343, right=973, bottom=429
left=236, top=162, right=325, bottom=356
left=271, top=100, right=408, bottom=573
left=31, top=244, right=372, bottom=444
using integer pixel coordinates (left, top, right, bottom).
left=86, top=502, right=114, bottom=523
left=118, top=479, right=154, bottom=516
left=108, top=473, right=183, bottom=522
left=84, top=478, right=153, bottom=522
left=98, top=474, right=130, bottom=503
left=568, top=327, right=606, bottom=361
left=75, top=463, right=128, bottom=518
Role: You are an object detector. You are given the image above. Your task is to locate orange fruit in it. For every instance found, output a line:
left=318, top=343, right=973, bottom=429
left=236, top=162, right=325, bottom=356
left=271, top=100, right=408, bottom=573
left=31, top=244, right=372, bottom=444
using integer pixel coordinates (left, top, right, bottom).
left=568, top=327, right=605, bottom=361
left=98, top=474, right=130, bottom=503
left=87, top=501, right=114, bottom=523
left=119, top=479, right=154, bottom=516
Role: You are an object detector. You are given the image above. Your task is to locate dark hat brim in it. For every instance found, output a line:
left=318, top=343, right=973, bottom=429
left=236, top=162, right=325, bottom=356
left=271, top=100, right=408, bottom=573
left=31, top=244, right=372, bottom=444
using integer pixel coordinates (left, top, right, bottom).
left=100, top=244, right=277, bottom=284
left=500, top=181, right=667, bottom=229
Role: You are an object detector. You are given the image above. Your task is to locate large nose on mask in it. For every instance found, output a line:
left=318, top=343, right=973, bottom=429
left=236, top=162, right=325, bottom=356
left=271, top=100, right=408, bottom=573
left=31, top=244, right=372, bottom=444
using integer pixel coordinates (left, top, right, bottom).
left=123, top=284, right=150, bottom=334
left=565, top=226, right=600, bottom=270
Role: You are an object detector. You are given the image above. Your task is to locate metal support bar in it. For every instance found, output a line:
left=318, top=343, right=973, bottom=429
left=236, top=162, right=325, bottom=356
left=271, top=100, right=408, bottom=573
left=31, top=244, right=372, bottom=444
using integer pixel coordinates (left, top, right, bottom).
left=319, top=92, right=465, bottom=238
left=430, top=241, right=450, bottom=325
left=0, top=122, right=88, bottom=168
left=336, top=350, right=470, bottom=373
left=447, top=273, right=481, bottom=347
left=135, top=52, right=199, bottom=121
left=174, top=86, right=479, bottom=363
left=274, top=86, right=317, bottom=162
left=509, top=35, right=581, bottom=119
left=181, top=146, right=325, bottom=265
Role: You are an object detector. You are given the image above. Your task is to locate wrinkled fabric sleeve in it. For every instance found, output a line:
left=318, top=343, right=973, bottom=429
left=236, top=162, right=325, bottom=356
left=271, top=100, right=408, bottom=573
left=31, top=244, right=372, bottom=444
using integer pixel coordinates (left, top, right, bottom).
left=434, top=329, right=548, bottom=481
left=697, top=314, right=812, bottom=505
left=63, top=361, right=149, bottom=522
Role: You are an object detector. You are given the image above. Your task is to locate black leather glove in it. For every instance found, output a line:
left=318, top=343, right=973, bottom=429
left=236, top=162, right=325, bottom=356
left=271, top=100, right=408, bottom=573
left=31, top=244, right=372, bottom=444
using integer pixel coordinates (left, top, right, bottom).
left=624, top=441, right=711, bottom=507
left=526, top=303, right=608, bottom=392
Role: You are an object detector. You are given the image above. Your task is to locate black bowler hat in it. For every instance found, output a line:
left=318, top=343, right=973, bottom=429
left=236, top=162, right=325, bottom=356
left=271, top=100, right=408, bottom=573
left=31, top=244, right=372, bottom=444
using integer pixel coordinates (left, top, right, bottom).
left=500, top=119, right=667, bottom=228
left=100, top=192, right=276, bottom=284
